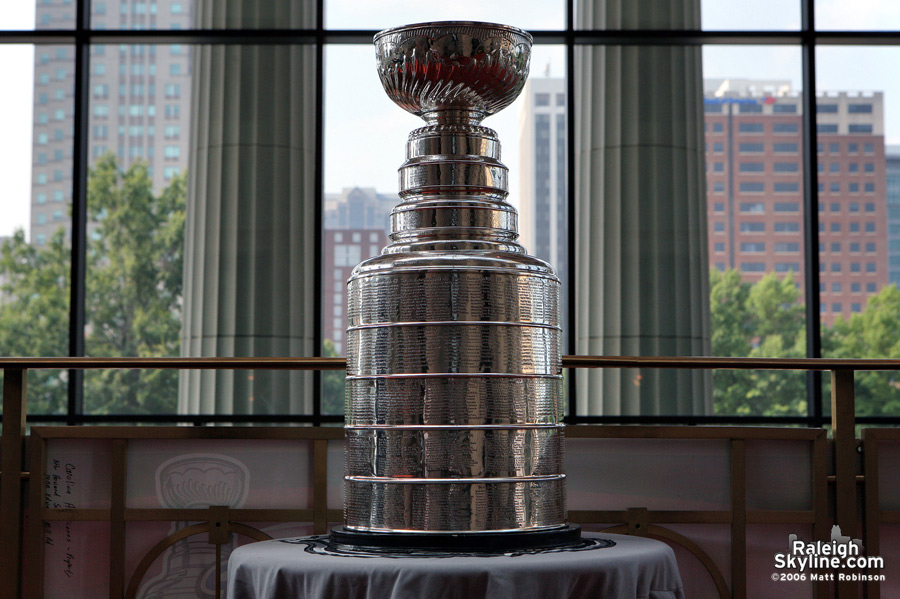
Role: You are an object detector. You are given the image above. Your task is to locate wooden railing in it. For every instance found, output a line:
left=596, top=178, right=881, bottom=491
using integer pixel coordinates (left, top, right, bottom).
left=2, top=355, right=899, bottom=599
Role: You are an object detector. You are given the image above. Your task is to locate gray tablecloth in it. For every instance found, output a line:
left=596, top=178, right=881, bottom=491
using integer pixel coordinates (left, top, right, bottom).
left=226, top=532, right=685, bottom=599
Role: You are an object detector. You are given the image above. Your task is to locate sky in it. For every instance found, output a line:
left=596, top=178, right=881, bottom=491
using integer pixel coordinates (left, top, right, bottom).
left=4, top=0, right=900, bottom=237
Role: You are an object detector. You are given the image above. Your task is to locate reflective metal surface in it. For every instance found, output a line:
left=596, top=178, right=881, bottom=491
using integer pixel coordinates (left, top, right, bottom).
left=344, top=21, right=566, bottom=534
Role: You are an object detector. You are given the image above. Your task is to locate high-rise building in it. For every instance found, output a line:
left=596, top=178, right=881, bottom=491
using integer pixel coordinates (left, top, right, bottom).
left=518, top=77, right=568, bottom=340
left=31, top=0, right=192, bottom=246
left=704, top=79, right=888, bottom=325
left=885, top=145, right=900, bottom=287
left=324, top=187, right=396, bottom=236
left=322, top=228, right=389, bottom=354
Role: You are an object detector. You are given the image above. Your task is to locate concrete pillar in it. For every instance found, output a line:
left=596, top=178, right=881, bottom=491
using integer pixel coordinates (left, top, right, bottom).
left=178, top=0, right=317, bottom=414
left=575, top=0, right=712, bottom=415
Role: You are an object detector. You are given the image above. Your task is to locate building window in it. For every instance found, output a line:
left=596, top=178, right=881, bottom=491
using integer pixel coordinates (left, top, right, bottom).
left=714, top=242, right=724, bottom=252
left=773, top=104, right=797, bottom=113
left=713, top=202, right=724, bottom=212
left=739, top=143, right=764, bottom=153
left=864, top=183, right=875, bottom=193
left=865, top=222, right=876, bottom=233
left=866, top=262, right=876, bottom=273
left=773, top=222, right=799, bottom=232
left=817, top=124, right=838, bottom=133
left=830, top=182, right=840, bottom=193
left=848, top=103, right=873, bottom=114
left=774, top=242, right=799, bottom=253
left=772, top=142, right=798, bottom=153
left=739, top=202, right=764, bottom=213
left=739, top=162, right=763, bottom=173
left=773, top=162, right=798, bottom=173
left=713, top=162, right=724, bottom=172
left=712, top=122, right=723, bottom=132
left=849, top=124, right=873, bottom=134
left=774, top=202, right=799, bottom=212
left=738, top=123, right=764, bottom=133
left=739, top=103, right=763, bottom=113
left=772, top=123, right=798, bottom=133
left=713, top=222, right=725, bottom=232
left=817, top=103, right=838, bottom=113
left=773, top=182, right=799, bottom=193
left=849, top=183, right=859, bottom=193
left=740, top=222, right=765, bottom=232
left=739, top=182, right=764, bottom=193
left=864, top=162, right=875, bottom=173
left=831, top=242, right=841, bottom=252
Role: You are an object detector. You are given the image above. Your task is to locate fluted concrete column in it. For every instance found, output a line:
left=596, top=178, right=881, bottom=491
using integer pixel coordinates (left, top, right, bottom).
left=178, top=0, right=317, bottom=414
left=575, top=0, right=712, bottom=415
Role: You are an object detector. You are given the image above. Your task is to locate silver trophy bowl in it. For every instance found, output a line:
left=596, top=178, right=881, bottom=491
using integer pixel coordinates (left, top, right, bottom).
left=334, top=21, right=577, bottom=550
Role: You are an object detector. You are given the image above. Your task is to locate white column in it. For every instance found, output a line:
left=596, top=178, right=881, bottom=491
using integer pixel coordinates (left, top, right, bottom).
left=178, top=0, right=317, bottom=414
left=575, top=0, right=712, bottom=415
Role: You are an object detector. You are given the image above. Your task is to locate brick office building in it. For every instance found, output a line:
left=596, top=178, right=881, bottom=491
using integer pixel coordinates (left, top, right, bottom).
left=704, top=80, right=887, bottom=325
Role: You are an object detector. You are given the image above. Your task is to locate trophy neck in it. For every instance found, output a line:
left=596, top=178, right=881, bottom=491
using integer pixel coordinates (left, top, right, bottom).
left=420, top=109, right=486, bottom=127
left=389, top=123, right=519, bottom=245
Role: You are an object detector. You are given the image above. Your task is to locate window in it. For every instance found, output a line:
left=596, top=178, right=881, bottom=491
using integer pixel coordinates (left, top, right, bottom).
left=739, top=162, right=763, bottom=173
left=739, top=182, right=764, bottom=193
left=865, top=203, right=875, bottom=213
left=774, top=202, right=799, bottom=212
left=830, top=242, right=841, bottom=252
left=831, top=263, right=842, bottom=272
left=713, top=162, right=724, bottom=172
left=535, top=93, right=550, bottom=106
left=867, top=283, right=877, bottom=293
left=817, top=103, right=838, bottom=113
left=712, top=123, right=723, bottom=133
left=850, top=263, right=861, bottom=273
left=817, top=124, right=838, bottom=133
left=773, top=182, right=799, bottom=193
left=830, top=182, right=840, bottom=193
left=705, top=103, right=723, bottom=113
left=849, top=183, right=859, bottom=193
left=830, top=203, right=840, bottom=213
left=773, top=162, right=798, bottom=173
left=740, top=263, right=766, bottom=272
left=164, top=146, right=180, bottom=159
left=713, top=182, right=724, bottom=192
left=848, top=143, right=858, bottom=153
left=739, top=202, right=764, bottom=213
left=849, top=124, right=873, bottom=134
left=850, top=222, right=860, bottom=233
left=774, top=242, right=799, bottom=253
left=772, top=123, right=798, bottom=133
left=739, top=143, right=764, bottom=153
left=865, top=183, right=875, bottom=193
left=848, top=103, right=873, bottom=114
left=714, top=242, right=724, bottom=252
left=713, top=202, right=724, bottom=212
left=832, top=303, right=842, bottom=312
left=739, top=222, right=765, bottom=232
left=851, top=283, right=861, bottom=293
left=865, top=242, right=875, bottom=252
left=865, top=222, right=876, bottom=233
left=774, top=222, right=799, bottom=232
left=739, top=104, right=762, bottom=113
left=864, top=162, right=875, bottom=173
left=712, top=142, right=723, bottom=153
left=772, top=143, right=798, bottom=153
left=738, top=123, right=764, bottom=133
left=713, top=222, right=725, bottom=232
left=775, top=263, right=800, bottom=272
left=866, top=263, right=876, bottom=273
left=864, top=143, right=875, bottom=153
left=773, top=104, right=797, bottom=113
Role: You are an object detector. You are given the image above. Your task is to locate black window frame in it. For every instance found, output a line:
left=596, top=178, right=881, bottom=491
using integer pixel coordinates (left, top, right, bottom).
left=4, top=0, right=900, bottom=427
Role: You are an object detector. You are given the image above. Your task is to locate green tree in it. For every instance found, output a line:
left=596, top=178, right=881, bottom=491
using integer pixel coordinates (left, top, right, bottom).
left=0, top=154, right=186, bottom=415
left=322, top=339, right=345, bottom=415
left=823, top=284, right=900, bottom=416
left=711, top=269, right=806, bottom=416
left=84, top=154, right=186, bottom=413
left=0, top=229, right=70, bottom=413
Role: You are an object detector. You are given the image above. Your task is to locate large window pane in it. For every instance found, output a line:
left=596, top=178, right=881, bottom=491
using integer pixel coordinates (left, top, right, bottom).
left=0, top=44, right=73, bottom=415
left=575, top=0, right=799, bottom=30
left=816, top=0, right=900, bottom=30
left=326, top=1, right=565, bottom=31
left=322, top=44, right=567, bottom=415
left=703, top=46, right=807, bottom=416
left=83, top=43, right=192, bottom=415
left=817, top=47, right=900, bottom=417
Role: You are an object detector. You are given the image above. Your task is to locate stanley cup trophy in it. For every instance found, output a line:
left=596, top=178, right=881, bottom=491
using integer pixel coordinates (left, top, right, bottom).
left=330, top=21, right=580, bottom=551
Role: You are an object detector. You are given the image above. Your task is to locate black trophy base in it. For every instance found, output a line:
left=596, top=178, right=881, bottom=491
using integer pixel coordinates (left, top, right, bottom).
left=329, top=524, right=582, bottom=553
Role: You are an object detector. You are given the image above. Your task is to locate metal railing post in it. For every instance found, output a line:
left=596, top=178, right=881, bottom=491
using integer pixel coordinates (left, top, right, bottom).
left=830, top=368, right=856, bottom=599
left=1, top=368, right=27, bottom=599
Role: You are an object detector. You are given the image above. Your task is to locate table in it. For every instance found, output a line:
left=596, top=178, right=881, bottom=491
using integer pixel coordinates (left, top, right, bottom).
left=227, top=532, right=685, bottom=599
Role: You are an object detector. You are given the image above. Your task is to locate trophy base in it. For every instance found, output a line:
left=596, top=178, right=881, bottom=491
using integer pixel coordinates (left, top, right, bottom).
left=329, top=524, right=582, bottom=553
